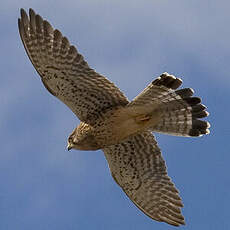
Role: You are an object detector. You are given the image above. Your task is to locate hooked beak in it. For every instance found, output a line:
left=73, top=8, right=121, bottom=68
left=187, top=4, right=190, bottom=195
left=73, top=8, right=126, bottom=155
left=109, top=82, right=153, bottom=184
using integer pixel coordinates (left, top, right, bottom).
left=67, top=143, right=73, bottom=151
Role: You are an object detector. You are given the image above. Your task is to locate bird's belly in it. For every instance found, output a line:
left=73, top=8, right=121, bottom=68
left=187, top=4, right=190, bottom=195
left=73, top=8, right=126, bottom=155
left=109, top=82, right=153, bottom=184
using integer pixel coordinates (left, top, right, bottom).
left=94, top=107, right=158, bottom=147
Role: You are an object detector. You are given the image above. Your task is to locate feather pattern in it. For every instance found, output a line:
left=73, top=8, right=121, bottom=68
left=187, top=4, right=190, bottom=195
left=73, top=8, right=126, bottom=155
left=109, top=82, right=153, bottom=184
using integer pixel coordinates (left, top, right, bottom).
left=18, top=8, right=128, bottom=124
left=104, top=132, right=185, bottom=226
left=19, top=9, right=210, bottom=227
left=129, top=73, right=210, bottom=136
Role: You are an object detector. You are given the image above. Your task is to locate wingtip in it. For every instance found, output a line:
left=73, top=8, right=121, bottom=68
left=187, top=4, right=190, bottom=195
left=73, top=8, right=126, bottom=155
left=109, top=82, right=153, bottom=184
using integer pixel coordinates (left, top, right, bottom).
left=18, top=17, right=21, bottom=26
left=160, top=215, right=186, bottom=227
left=20, top=8, right=25, bottom=15
left=18, top=18, right=21, bottom=32
left=20, top=8, right=27, bottom=19
left=29, top=8, right=36, bottom=17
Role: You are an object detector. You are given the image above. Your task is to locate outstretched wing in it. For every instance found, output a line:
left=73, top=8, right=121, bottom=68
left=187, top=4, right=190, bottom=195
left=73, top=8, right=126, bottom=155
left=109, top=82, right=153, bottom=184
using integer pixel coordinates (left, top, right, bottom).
left=18, top=9, right=128, bottom=124
left=103, top=131, right=185, bottom=226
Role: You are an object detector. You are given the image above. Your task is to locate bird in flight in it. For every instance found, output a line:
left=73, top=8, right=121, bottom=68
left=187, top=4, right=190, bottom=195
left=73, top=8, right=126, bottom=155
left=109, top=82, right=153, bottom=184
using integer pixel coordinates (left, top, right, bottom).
left=18, top=8, right=210, bottom=226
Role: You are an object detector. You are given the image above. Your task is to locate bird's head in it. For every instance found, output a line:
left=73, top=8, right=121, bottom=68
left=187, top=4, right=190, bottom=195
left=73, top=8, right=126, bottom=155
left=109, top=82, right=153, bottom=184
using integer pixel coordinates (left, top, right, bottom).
left=67, top=123, right=100, bottom=151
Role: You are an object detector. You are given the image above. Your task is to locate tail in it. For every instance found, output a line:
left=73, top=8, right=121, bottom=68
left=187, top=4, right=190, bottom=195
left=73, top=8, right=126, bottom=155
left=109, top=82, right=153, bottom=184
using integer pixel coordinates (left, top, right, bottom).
left=128, top=73, right=210, bottom=137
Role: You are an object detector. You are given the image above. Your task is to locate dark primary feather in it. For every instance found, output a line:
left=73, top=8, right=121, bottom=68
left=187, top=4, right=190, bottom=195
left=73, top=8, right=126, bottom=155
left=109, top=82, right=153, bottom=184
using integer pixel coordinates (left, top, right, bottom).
left=18, top=8, right=128, bottom=124
left=152, top=73, right=183, bottom=90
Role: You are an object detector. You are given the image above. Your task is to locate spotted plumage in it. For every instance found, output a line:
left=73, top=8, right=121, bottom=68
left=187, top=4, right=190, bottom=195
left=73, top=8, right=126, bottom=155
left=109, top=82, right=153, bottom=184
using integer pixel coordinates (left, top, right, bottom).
left=18, top=8, right=210, bottom=226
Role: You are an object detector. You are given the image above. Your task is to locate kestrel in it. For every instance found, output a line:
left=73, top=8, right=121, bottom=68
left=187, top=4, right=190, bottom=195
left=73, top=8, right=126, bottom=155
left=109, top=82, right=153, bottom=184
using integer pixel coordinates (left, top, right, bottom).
left=18, top=8, right=210, bottom=226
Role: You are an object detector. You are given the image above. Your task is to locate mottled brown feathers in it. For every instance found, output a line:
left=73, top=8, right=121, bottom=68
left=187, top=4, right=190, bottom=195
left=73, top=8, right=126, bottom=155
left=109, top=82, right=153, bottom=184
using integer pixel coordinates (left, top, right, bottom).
left=104, top=132, right=186, bottom=226
left=19, top=9, right=210, bottom=227
left=18, top=8, right=128, bottom=124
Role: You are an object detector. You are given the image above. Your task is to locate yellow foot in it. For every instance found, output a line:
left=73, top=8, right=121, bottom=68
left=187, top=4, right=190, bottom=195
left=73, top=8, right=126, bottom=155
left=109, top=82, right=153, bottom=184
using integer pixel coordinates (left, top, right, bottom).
left=135, top=115, right=151, bottom=123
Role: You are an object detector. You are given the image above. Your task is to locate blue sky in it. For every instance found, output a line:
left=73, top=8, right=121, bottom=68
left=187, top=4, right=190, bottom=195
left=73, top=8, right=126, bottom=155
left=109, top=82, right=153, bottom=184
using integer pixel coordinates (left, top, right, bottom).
left=1, top=1, right=230, bottom=229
